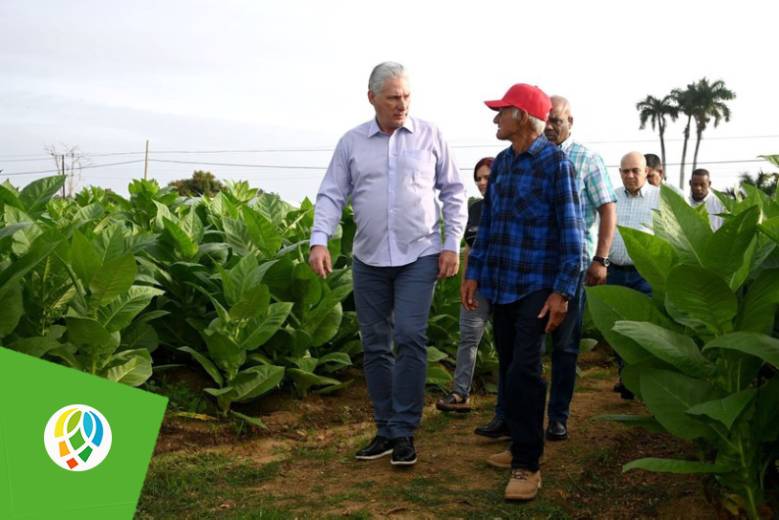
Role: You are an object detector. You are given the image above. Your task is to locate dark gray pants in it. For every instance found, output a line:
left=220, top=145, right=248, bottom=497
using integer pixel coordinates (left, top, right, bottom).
left=352, top=254, right=438, bottom=439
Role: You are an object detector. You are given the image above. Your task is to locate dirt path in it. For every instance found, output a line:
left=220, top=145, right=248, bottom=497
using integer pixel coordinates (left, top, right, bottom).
left=137, top=356, right=718, bottom=519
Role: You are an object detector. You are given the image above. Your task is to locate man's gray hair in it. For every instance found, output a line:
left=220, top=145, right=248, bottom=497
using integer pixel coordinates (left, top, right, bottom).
left=511, top=108, right=547, bottom=134
left=369, top=62, right=407, bottom=94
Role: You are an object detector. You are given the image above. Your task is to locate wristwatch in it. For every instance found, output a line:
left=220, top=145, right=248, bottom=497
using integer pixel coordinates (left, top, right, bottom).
left=593, top=256, right=610, bottom=267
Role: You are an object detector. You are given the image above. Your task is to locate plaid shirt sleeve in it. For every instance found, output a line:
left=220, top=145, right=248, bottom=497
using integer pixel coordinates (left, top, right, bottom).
left=553, top=156, right=584, bottom=297
left=583, top=151, right=616, bottom=210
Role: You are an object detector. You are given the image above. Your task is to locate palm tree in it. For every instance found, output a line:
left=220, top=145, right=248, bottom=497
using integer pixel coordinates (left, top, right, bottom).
left=636, top=94, right=678, bottom=175
left=670, top=85, right=698, bottom=189
left=690, top=78, right=735, bottom=171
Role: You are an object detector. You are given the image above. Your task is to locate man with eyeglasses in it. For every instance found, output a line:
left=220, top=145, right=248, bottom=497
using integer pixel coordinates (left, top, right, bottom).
left=607, top=151, right=660, bottom=398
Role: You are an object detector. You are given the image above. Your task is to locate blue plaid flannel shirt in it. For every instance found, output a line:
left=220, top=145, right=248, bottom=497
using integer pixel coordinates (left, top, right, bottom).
left=466, top=136, right=584, bottom=304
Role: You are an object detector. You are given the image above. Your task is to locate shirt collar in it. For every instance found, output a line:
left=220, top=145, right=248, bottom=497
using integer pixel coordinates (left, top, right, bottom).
left=689, top=192, right=710, bottom=204
left=624, top=183, right=650, bottom=198
left=367, top=116, right=415, bottom=137
left=559, top=135, right=575, bottom=153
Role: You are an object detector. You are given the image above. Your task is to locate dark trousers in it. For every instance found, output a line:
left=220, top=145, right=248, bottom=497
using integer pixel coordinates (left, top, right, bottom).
left=492, top=289, right=550, bottom=472
left=548, top=275, right=585, bottom=424
left=352, top=254, right=439, bottom=439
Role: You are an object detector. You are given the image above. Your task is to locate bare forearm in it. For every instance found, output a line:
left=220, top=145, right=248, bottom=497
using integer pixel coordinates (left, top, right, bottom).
left=595, top=202, right=616, bottom=258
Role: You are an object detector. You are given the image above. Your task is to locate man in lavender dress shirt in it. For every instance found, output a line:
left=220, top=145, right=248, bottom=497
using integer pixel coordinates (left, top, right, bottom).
left=309, top=62, right=467, bottom=467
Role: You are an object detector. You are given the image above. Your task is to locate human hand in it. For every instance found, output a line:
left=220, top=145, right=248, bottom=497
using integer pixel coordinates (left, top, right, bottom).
left=537, top=292, right=569, bottom=333
left=585, top=262, right=607, bottom=286
left=308, top=245, right=332, bottom=278
left=437, top=250, right=459, bottom=279
left=460, top=279, right=479, bottom=311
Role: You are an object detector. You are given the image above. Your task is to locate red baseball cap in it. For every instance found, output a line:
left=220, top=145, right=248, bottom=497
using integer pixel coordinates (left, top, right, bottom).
left=484, top=83, right=551, bottom=122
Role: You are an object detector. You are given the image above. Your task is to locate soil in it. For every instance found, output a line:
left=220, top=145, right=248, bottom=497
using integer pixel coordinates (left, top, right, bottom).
left=142, top=350, right=726, bottom=519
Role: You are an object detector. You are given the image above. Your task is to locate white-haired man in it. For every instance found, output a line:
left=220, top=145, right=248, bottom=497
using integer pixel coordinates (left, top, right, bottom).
left=309, top=62, right=467, bottom=467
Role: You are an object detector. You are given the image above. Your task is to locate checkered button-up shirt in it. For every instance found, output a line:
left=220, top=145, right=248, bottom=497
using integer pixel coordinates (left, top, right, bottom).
left=560, top=137, right=616, bottom=259
left=609, top=183, right=661, bottom=266
left=466, top=136, right=584, bottom=303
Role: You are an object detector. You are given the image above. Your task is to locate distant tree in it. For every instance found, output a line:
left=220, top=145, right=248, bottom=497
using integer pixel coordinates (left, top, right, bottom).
left=690, top=78, right=735, bottom=171
left=725, top=156, right=779, bottom=197
left=636, top=94, right=678, bottom=176
left=670, top=85, right=697, bottom=190
left=168, top=170, right=223, bottom=197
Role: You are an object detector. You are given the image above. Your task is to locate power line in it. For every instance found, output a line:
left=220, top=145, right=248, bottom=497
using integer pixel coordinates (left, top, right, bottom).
left=1, top=159, right=145, bottom=177
left=149, top=159, right=326, bottom=170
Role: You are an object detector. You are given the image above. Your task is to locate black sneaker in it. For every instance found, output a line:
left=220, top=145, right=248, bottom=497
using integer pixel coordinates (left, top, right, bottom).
left=355, top=436, right=394, bottom=460
left=390, top=437, right=417, bottom=466
left=474, top=415, right=510, bottom=439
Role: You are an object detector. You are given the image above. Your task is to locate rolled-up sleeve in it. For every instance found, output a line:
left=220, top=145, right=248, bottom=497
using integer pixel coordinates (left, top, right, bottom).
left=553, top=158, right=584, bottom=296
left=310, top=137, right=352, bottom=247
left=433, top=129, right=467, bottom=253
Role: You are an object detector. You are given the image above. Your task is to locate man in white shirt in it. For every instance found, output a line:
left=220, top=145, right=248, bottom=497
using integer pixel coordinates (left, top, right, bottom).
left=689, top=168, right=725, bottom=230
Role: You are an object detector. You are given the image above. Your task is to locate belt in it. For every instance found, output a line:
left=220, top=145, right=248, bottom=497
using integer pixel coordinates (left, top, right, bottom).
left=609, top=263, right=636, bottom=271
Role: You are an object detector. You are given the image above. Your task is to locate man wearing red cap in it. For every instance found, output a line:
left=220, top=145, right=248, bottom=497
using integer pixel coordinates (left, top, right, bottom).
left=462, top=84, right=583, bottom=500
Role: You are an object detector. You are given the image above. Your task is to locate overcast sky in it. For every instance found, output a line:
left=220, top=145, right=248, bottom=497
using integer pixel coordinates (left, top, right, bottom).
left=2, top=0, right=778, bottom=203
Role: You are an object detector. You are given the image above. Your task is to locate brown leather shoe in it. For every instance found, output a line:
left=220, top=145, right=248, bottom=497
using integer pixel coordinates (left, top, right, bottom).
left=435, top=392, right=471, bottom=413
left=487, top=449, right=511, bottom=469
left=504, top=468, right=541, bottom=501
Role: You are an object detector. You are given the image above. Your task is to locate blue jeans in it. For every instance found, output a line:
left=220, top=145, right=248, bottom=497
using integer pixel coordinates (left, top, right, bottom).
left=547, top=275, right=585, bottom=425
left=451, top=290, right=491, bottom=399
left=606, top=265, right=652, bottom=296
left=352, top=254, right=439, bottom=439
left=493, top=290, right=550, bottom=472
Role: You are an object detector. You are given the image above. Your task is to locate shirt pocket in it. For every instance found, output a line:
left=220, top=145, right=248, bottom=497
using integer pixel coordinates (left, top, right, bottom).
left=400, top=149, right=436, bottom=190
left=494, top=173, right=550, bottom=222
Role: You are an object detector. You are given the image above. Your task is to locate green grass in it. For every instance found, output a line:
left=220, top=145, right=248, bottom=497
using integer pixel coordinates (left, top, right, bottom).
left=136, top=451, right=283, bottom=518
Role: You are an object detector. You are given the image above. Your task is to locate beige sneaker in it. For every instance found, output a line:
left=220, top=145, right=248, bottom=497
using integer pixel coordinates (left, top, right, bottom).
left=487, top=449, right=512, bottom=469
left=504, top=468, right=541, bottom=501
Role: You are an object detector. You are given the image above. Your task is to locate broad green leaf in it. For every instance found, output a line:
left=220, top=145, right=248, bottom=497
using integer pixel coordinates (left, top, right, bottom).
left=586, top=285, right=679, bottom=364
left=759, top=216, right=779, bottom=244
left=426, top=364, right=452, bottom=386
left=241, top=205, right=282, bottom=257
left=598, top=415, right=664, bottom=433
left=427, top=346, right=450, bottom=363
left=71, top=203, right=105, bottom=225
left=202, top=331, right=245, bottom=381
left=234, top=364, right=285, bottom=402
left=702, top=206, right=759, bottom=290
left=292, top=261, right=322, bottom=309
left=180, top=207, right=204, bottom=243
left=313, top=380, right=353, bottom=395
left=316, top=352, right=352, bottom=372
left=305, top=302, right=343, bottom=347
left=163, top=217, right=198, bottom=259
left=120, top=321, right=159, bottom=353
left=620, top=227, right=677, bottom=303
left=0, top=222, right=32, bottom=240
left=179, top=346, right=224, bottom=387
left=623, top=458, right=734, bottom=474
left=19, top=175, right=65, bottom=216
left=221, top=255, right=259, bottom=306
left=229, top=410, right=267, bottom=429
left=292, top=356, right=318, bottom=373
left=153, top=200, right=174, bottom=231
left=665, top=265, right=737, bottom=335
left=612, top=321, right=714, bottom=379
left=0, top=229, right=67, bottom=295
left=10, top=334, right=63, bottom=358
left=753, top=377, right=779, bottom=442
left=652, top=185, right=713, bottom=265
left=640, top=368, right=719, bottom=441
left=703, top=332, right=779, bottom=367
left=0, top=282, right=23, bottom=338
left=0, top=183, right=22, bottom=209
left=65, top=317, right=120, bottom=357
left=100, top=349, right=152, bottom=386
left=89, top=254, right=137, bottom=306
left=70, top=230, right=102, bottom=286
left=686, top=388, right=757, bottom=431
left=287, top=368, right=342, bottom=397
left=240, top=302, right=293, bottom=350
left=738, top=269, right=779, bottom=333
left=98, top=285, right=164, bottom=332
left=264, top=257, right=294, bottom=301
left=230, top=284, right=271, bottom=321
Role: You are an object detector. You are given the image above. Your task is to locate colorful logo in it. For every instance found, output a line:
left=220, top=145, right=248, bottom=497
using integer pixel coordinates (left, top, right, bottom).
left=43, top=404, right=113, bottom=471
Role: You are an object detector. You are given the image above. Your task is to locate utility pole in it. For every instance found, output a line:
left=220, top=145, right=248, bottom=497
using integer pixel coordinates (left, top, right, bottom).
left=143, top=140, right=149, bottom=180
left=60, top=154, right=66, bottom=197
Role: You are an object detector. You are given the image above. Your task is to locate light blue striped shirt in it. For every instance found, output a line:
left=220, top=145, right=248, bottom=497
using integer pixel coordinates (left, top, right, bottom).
left=310, top=117, right=467, bottom=267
